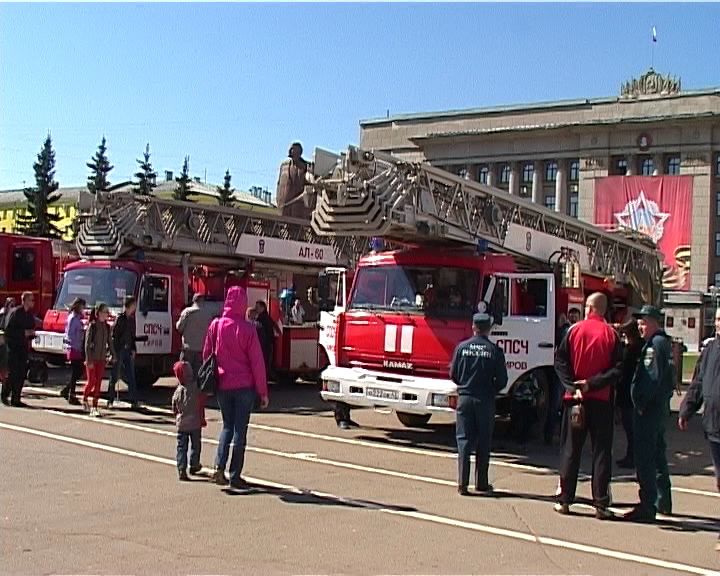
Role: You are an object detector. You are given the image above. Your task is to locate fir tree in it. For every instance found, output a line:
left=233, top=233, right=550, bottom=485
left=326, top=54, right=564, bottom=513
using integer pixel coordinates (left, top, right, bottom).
left=217, top=169, right=235, bottom=207
left=16, top=134, right=63, bottom=239
left=173, top=156, right=194, bottom=202
left=133, top=143, right=157, bottom=196
left=86, top=136, right=114, bottom=194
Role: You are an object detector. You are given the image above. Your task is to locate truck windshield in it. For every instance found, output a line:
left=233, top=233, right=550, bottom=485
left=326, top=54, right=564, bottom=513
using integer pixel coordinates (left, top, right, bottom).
left=55, top=268, right=138, bottom=311
left=349, top=265, right=479, bottom=318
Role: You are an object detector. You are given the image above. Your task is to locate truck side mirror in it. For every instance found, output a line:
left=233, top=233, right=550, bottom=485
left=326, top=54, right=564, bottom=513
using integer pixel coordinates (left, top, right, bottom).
left=317, top=272, right=333, bottom=312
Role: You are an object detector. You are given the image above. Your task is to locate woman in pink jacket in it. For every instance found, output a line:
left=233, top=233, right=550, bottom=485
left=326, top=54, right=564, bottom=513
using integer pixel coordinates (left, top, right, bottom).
left=203, top=286, right=269, bottom=488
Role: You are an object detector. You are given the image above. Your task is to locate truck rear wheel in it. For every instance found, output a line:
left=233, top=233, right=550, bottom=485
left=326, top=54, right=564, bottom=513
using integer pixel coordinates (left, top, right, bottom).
left=396, top=412, right=432, bottom=428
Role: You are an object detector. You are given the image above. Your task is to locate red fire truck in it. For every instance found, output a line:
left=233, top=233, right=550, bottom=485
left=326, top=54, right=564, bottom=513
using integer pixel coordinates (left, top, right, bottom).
left=32, top=191, right=361, bottom=387
left=309, top=147, right=663, bottom=429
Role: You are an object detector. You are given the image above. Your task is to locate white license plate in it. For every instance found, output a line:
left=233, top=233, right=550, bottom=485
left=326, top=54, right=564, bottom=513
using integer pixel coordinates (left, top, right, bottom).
left=366, top=387, right=399, bottom=401
left=33, top=333, right=64, bottom=352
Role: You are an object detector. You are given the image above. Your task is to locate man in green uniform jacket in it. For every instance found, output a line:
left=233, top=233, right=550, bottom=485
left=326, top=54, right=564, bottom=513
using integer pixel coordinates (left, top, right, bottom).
left=625, top=305, right=674, bottom=522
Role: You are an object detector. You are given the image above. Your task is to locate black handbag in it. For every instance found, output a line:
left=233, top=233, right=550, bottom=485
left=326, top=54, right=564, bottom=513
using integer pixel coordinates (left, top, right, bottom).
left=198, top=323, right=219, bottom=395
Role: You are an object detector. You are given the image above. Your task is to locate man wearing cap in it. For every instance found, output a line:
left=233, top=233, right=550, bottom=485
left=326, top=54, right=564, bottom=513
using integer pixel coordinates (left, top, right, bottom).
left=450, top=311, right=507, bottom=496
left=625, top=304, right=674, bottom=522
left=554, top=292, right=622, bottom=520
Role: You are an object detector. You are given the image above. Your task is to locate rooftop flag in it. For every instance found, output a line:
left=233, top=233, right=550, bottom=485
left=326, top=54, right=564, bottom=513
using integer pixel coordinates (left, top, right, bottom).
left=652, top=26, right=657, bottom=43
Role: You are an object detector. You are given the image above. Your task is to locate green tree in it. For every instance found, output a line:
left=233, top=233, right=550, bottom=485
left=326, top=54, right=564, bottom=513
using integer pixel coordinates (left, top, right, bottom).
left=173, top=156, right=195, bottom=202
left=86, top=136, right=114, bottom=194
left=133, top=143, right=157, bottom=196
left=16, top=134, right=63, bottom=239
left=217, top=169, right=235, bottom=207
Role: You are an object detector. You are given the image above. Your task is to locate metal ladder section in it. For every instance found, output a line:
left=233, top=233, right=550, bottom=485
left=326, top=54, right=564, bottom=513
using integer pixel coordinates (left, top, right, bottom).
left=75, top=191, right=364, bottom=266
left=308, top=146, right=663, bottom=287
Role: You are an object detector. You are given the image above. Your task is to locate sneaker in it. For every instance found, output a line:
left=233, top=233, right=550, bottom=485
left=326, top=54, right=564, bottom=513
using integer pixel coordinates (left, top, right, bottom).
left=229, top=477, right=249, bottom=490
left=68, top=395, right=80, bottom=406
left=189, top=465, right=203, bottom=475
left=82, top=399, right=90, bottom=413
left=60, top=387, right=70, bottom=400
left=554, top=503, right=571, bottom=515
left=337, top=421, right=350, bottom=430
left=1, top=396, right=9, bottom=406
left=178, top=470, right=190, bottom=482
left=92, top=408, right=102, bottom=418
left=656, top=498, right=672, bottom=516
left=458, top=486, right=470, bottom=496
left=595, top=507, right=615, bottom=521
left=106, top=399, right=114, bottom=409
left=212, top=469, right=229, bottom=486
left=623, top=506, right=656, bottom=523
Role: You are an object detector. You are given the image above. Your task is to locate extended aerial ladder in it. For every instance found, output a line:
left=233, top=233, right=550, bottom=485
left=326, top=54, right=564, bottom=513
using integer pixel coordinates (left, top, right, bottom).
left=73, top=190, right=364, bottom=269
left=307, top=146, right=664, bottom=305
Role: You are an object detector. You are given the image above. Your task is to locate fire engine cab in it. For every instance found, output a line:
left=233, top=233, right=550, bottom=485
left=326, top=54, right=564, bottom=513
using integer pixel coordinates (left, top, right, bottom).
left=309, top=146, right=663, bottom=429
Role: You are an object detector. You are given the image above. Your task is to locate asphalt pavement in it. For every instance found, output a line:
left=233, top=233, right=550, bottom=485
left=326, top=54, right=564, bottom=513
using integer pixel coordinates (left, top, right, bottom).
left=1, top=367, right=719, bottom=575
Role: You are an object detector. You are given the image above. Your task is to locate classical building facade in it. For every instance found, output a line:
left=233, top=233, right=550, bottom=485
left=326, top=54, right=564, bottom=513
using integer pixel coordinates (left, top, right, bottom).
left=359, top=69, right=720, bottom=349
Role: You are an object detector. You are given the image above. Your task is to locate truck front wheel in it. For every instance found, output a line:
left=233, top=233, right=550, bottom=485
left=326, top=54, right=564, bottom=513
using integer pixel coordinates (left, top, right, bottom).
left=396, top=412, right=432, bottom=428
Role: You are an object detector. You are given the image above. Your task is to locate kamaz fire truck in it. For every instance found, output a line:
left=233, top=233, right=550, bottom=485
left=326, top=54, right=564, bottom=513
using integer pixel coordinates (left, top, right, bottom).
left=309, top=147, right=663, bottom=429
left=32, top=190, right=363, bottom=387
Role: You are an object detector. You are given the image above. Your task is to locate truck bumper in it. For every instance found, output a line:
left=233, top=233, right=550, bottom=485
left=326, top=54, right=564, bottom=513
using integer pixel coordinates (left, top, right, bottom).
left=32, top=330, right=65, bottom=356
left=319, top=365, right=457, bottom=415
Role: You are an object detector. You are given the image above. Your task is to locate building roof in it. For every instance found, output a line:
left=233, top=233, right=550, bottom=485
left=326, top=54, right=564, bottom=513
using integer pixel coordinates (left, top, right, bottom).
left=360, top=87, right=720, bottom=127
left=0, top=180, right=274, bottom=208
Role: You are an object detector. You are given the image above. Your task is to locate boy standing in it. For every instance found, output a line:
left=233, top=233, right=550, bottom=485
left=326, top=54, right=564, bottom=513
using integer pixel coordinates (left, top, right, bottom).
left=171, top=360, right=206, bottom=481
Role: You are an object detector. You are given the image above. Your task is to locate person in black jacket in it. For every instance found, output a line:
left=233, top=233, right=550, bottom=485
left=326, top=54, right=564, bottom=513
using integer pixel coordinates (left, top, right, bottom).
left=254, top=300, right=276, bottom=381
left=107, top=296, right=139, bottom=409
left=451, top=312, right=508, bottom=495
left=679, top=308, right=720, bottom=551
left=1, top=292, right=36, bottom=407
left=617, top=319, right=643, bottom=469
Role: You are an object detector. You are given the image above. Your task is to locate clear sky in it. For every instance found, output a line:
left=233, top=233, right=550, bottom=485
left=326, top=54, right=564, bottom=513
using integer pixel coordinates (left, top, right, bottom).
left=1, top=2, right=719, bottom=196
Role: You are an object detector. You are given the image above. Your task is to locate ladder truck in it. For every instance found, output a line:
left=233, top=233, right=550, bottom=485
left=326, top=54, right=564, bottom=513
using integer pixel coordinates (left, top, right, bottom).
left=33, top=190, right=364, bottom=387
left=308, top=146, right=664, bottom=429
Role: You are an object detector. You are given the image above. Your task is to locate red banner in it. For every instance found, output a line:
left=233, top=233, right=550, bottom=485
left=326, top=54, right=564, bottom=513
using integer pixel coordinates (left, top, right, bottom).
left=594, top=176, right=693, bottom=290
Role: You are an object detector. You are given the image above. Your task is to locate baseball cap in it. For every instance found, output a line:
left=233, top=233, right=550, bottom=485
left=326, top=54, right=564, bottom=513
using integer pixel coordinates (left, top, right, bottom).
left=632, top=304, right=664, bottom=322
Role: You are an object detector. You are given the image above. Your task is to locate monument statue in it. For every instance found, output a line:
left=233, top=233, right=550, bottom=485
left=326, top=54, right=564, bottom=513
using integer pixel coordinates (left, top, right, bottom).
left=276, top=142, right=312, bottom=220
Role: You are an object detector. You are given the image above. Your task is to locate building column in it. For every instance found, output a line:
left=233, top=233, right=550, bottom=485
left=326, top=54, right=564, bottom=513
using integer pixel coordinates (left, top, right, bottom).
left=555, top=159, right=567, bottom=214
left=626, top=154, right=636, bottom=176
left=509, top=162, right=520, bottom=195
left=653, top=154, right=664, bottom=176
left=532, top=161, right=543, bottom=204
left=486, top=163, right=496, bottom=187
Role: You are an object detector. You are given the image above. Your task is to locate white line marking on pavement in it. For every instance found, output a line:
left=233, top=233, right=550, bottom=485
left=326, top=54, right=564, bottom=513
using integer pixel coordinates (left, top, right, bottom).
left=23, top=388, right=720, bottom=500
left=41, top=409, right=720, bottom=514
left=1, top=420, right=718, bottom=576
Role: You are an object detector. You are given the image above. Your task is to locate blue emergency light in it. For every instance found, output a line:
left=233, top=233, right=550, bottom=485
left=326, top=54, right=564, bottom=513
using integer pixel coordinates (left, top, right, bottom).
left=476, top=239, right=489, bottom=254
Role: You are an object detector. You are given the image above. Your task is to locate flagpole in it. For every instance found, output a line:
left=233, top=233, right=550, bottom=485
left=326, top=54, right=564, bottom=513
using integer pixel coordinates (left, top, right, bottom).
left=651, top=26, right=657, bottom=69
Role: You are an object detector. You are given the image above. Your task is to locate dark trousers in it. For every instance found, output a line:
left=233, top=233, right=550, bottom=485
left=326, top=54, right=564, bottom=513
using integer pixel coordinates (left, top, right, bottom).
left=456, top=395, right=494, bottom=490
left=334, top=401, right=352, bottom=424
left=544, top=374, right=564, bottom=441
left=558, top=400, right=614, bottom=508
left=180, top=349, right=202, bottom=381
left=620, top=404, right=634, bottom=461
left=511, top=399, right=535, bottom=444
left=177, top=429, right=202, bottom=472
left=215, top=388, right=256, bottom=483
left=108, top=349, right=137, bottom=403
left=633, top=401, right=671, bottom=513
left=61, top=359, right=84, bottom=399
left=2, top=351, right=28, bottom=405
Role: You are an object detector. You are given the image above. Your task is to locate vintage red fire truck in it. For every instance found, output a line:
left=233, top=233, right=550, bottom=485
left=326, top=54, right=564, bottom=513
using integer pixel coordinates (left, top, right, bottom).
left=310, top=147, right=663, bottom=429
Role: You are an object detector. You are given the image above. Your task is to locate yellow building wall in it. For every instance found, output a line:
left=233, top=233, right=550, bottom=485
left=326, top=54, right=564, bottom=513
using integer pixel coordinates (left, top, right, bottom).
left=0, top=205, right=78, bottom=241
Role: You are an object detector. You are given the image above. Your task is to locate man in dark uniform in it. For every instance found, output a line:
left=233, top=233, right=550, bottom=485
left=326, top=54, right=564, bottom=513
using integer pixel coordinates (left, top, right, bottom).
left=625, top=305, right=673, bottom=522
left=451, top=312, right=507, bottom=496
left=1, top=292, right=37, bottom=407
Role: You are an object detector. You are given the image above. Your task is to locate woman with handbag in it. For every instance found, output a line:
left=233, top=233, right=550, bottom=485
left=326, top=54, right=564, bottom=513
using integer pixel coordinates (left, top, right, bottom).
left=202, top=286, right=268, bottom=489
left=61, top=298, right=86, bottom=405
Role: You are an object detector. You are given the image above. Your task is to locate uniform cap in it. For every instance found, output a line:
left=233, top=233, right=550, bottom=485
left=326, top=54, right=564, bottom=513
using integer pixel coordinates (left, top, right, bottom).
left=473, top=312, right=491, bottom=324
left=632, top=304, right=663, bottom=322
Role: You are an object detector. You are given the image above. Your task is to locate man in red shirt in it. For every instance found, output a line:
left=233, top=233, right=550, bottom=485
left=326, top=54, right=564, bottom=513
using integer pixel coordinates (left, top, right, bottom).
left=554, top=292, right=623, bottom=520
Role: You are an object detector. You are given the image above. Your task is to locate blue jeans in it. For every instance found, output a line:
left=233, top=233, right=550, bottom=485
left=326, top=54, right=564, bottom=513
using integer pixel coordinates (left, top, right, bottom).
left=215, top=388, right=256, bottom=482
left=177, top=429, right=202, bottom=472
left=108, top=349, right=137, bottom=403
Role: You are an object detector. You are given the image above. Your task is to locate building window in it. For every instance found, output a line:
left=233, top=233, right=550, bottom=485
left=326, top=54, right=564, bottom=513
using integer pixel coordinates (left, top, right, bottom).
left=688, top=317, right=696, bottom=329
left=568, top=190, right=579, bottom=218
left=544, top=161, right=558, bottom=182
left=715, top=232, right=720, bottom=257
left=478, top=165, right=489, bottom=185
left=522, top=162, right=534, bottom=183
left=569, top=160, right=579, bottom=182
left=715, top=153, right=720, bottom=178
left=499, top=164, right=510, bottom=184
left=716, top=191, right=720, bottom=217
left=640, top=157, right=654, bottom=176
left=544, top=195, right=556, bottom=210
left=666, top=316, right=674, bottom=328
left=715, top=272, right=720, bottom=287
left=666, top=155, right=681, bottom=176
left=611, top=156, right=627, bottom=176
left=12, top=248, right=36, bottom=282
